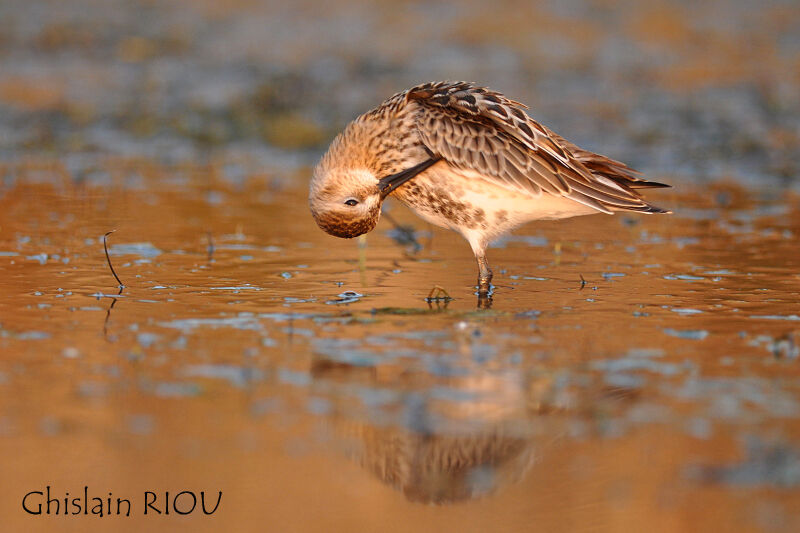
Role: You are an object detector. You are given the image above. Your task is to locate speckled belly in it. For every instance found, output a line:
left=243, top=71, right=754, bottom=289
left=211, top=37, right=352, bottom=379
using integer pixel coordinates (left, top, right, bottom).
left=393, top=167, right=492, bottom=233
left=391, top=163, right=595, bottom=242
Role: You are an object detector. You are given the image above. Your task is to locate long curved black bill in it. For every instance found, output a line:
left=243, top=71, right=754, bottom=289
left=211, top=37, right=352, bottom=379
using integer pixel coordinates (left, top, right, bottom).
left=378, top=157, right=440, bottom=199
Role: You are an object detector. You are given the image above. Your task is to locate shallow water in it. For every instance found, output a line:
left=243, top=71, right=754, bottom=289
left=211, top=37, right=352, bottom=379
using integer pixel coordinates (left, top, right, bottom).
left=1, top=162, right=799, bottom=531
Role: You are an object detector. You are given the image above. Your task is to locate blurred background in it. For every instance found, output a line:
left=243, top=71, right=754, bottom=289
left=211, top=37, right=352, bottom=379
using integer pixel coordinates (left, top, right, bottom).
left=0, top=0, right=798, bottom=185
left=2, top=2, right=800, bottom=532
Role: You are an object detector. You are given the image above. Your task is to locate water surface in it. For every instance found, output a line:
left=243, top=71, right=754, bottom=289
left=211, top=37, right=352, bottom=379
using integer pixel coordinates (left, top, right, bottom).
left=1, top=162, right=799, bottom=531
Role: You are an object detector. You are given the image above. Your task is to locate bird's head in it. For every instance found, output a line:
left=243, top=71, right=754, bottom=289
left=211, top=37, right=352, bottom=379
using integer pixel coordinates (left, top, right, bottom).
left=309, top=167, right=384, bottom=239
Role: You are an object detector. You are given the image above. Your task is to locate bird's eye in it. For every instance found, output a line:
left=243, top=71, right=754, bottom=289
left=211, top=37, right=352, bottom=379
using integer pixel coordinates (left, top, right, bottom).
left=344, top=198, right=359, bottom=207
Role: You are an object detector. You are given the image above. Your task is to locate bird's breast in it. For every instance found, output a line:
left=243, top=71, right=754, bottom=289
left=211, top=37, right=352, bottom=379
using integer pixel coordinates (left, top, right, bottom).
left=392, top=167, right=491, bottom=234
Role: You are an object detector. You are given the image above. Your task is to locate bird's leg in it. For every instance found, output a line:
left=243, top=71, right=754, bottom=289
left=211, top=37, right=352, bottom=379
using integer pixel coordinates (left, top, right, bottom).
left=476, top=253, right=493, bottom=297
left=468, top=238, right=493, bottom=307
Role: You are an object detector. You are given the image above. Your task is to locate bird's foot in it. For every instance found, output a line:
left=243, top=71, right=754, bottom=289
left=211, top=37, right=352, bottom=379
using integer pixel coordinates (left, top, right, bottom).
left=476, top=277, right=494, bottom=297
left=475, top=277, right=494, bottom=309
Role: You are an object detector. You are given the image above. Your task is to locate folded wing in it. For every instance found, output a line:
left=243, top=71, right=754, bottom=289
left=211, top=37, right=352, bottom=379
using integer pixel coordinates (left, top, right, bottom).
left=406, top=81, right=669, bottom=214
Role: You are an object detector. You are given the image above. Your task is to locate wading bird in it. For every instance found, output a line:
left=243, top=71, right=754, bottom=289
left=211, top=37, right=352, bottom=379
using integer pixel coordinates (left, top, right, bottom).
left=309, top=81, right=670, bottom=301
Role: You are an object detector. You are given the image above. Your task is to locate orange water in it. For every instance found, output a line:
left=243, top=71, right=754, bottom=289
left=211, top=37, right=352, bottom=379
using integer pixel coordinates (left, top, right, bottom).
left=1, top=161, right=799, bottom=532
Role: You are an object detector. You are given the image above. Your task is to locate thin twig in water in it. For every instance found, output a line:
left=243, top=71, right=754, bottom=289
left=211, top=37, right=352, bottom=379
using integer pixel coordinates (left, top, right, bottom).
left=103, top=231, right=125, bottom=288
left=426, top=285, right=452, bottom=310
left=103, top=290, right=122, bottom=339
left=102, top=231, right=125, bottom=341
left=426, top=285, right=453, bottom=302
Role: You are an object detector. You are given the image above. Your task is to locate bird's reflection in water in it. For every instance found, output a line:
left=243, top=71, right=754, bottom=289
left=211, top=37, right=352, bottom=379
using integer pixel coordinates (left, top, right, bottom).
left=309, top=355, right=561, bottom=504
left=334, top=416, right=534, bottom=504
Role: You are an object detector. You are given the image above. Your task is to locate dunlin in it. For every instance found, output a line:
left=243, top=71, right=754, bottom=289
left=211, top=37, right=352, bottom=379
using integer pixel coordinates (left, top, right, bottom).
left=309, top=81, right=670, bottom=297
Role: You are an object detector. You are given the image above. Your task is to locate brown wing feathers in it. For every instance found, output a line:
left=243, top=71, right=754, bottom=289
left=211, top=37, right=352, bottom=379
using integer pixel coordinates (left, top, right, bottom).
left=406, top=81, right=670, bottom=214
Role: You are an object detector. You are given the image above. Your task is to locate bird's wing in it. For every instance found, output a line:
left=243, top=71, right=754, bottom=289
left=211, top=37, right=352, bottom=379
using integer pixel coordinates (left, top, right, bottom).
left=406, top=81, right=667, bottom=214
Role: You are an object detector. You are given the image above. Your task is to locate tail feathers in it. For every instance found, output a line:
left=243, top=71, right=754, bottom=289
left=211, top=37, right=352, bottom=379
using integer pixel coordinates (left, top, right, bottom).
left=544, top=129, right=672, bottom=213
left=616, top=203, right=672, bottom=215
left=547, top=130, right=671, bottom=191
left=621, top=179, right=671, bottom=189
left=643, top=204, right=672, bottom=214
